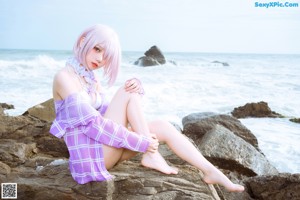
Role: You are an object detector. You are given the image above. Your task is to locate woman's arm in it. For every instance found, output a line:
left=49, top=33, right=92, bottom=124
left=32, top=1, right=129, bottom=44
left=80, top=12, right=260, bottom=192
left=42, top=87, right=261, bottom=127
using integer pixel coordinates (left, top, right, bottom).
left=53, top=68, right=80, bottom=100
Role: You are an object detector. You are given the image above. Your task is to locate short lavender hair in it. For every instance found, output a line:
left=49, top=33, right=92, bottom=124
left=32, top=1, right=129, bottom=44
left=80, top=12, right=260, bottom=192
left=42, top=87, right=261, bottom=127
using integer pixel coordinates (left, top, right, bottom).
left=73, top=24, right=121, bottom=86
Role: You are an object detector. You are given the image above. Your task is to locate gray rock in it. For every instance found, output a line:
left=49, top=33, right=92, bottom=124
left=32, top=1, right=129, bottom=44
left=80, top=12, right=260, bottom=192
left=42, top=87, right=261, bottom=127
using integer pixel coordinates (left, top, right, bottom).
left=212, top=61, right=229, bottom=66
left=1, top=101, right=298, bottom=200
left=244, top=173, right=300, bottom=200
left=182, top=112, right=260, bottom=152
left=23, top=98, right=55, bottom=122
left=0, top=111, right=221, bottom=200
left=134, top=56, right=160, bottom=66
left=134, top=45, right=166, bottom=67
left=144, top=45, right=166, bottom=65
left=198, top=125, right=278, bottom=176
left=4, top=161, right=220, bottom=200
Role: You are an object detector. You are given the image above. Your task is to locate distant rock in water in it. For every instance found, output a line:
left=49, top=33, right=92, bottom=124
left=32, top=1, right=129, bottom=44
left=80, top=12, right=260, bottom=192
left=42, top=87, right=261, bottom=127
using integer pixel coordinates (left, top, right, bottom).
left=231, top=101, right=283, bottom=118
left=0, top=103, right=14, bottom=110
left=290, top=118, right=300, bottom=124
left=134, top=45, right=166, bottom=67
left=0, top=103, right=14, bottom=116
left=212, top=61, right=229, bottom=66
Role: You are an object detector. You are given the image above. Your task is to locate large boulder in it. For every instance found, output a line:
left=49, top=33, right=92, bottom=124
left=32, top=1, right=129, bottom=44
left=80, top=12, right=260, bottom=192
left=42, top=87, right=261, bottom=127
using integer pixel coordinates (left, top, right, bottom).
left=182, top=112, right=260, bottom=152
left=0, top=106, right=221, bottom=200
left=3, top=161, right=221, bottom=200
left=134, top=46, right=166, bottom=67
left=1, top=100, right=299, bottom=200
left=197, top=125, right=278, bottom=176
left=23, top=98, right=55, bottom=122
left=244, top=173, right=300, bottom=200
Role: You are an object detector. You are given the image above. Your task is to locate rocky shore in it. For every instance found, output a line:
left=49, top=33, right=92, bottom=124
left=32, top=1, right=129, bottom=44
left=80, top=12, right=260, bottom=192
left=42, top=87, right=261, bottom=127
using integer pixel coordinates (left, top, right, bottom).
left=0, top=100, right=299, bottom=200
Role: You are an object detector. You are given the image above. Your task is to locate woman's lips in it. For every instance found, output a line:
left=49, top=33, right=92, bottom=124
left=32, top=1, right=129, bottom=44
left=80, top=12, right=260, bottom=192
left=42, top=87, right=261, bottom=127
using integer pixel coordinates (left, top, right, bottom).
left=91, top=62, right=98, bottom=68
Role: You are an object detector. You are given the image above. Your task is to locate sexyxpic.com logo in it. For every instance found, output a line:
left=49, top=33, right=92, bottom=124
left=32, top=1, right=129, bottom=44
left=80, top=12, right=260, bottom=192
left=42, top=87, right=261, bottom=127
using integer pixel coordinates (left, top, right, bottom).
left=255, top=1, right=299, bottom=8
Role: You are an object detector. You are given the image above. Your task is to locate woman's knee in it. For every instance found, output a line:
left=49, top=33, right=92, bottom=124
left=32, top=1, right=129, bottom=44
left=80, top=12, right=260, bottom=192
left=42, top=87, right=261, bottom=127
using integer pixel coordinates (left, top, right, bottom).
left=148, top=120, right=173, bottom=141
left=149, top=120, right=171, bottom=129
left=115, top=87, right=141, bottom=102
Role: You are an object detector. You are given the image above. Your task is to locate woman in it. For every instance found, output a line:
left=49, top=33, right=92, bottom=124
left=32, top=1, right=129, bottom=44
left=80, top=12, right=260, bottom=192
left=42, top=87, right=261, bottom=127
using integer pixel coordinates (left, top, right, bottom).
left=50, top=24, right=244, bottom=192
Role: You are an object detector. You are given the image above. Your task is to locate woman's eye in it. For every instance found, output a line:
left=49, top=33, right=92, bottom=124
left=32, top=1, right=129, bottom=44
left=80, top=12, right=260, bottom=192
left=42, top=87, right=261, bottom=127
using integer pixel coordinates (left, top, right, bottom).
left=94, top=47, right=102, bottom=52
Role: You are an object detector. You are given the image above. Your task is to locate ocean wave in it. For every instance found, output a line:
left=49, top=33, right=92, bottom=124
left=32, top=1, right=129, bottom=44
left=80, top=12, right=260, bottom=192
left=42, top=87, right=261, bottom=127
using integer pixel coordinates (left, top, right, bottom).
left=0, top=55, right=65, bottom=69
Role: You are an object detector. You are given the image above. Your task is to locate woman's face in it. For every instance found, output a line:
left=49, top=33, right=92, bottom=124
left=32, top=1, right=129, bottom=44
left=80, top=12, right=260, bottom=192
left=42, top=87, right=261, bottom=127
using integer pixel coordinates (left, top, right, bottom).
left=85, top=45, right=106, bottom=70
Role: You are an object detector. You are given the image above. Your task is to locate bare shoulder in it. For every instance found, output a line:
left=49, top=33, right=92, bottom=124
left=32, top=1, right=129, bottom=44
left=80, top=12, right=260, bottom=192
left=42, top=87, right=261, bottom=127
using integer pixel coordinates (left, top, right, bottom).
left=53, top=67, right=80, bottom=100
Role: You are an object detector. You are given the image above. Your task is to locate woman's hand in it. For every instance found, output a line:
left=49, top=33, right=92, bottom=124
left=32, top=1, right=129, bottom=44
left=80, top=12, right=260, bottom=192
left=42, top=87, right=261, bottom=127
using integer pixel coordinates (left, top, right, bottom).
left=146, top=134, right=159, bottom=153
left=124, top=78, right=144, bottom=95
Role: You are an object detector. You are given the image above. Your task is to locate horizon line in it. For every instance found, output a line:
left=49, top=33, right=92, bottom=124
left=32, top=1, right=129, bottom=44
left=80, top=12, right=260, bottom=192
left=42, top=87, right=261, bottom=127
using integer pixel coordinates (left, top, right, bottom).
left=0, top=48, right=299, bottom=56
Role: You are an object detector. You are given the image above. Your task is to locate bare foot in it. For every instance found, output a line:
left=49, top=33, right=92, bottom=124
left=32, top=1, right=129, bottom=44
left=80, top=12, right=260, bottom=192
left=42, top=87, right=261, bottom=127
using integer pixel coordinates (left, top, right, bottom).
left=202, top=168, right=244, bottom=192
left=141, top=151, right=178, bottom=174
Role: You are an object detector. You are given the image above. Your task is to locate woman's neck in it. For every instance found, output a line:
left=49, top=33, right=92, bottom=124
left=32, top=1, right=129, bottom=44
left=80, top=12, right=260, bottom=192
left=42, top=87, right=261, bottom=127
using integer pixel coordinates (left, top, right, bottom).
left=66, top=57, right=97, bottom=94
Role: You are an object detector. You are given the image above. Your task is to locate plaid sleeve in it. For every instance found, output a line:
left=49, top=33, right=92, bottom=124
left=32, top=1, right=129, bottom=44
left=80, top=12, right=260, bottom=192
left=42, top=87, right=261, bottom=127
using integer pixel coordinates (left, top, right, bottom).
left=84, top=115, right=150, bottom=153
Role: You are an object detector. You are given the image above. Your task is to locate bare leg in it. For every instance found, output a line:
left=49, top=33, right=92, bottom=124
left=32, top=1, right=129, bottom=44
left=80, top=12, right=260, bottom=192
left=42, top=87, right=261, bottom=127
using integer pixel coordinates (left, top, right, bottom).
left=103, top=87, right=177, bottom=174
left=148, top=120, right=244, bottom=192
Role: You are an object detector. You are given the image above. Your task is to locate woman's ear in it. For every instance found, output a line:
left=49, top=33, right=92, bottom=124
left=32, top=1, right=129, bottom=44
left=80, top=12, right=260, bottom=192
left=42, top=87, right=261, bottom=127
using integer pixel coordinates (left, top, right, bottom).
left=79, top=37, right=85, bottom=48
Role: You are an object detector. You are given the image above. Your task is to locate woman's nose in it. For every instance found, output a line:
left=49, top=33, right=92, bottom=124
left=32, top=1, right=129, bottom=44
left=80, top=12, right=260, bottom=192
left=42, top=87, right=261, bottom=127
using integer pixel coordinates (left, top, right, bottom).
left=96, top=55, right=103, bottom=63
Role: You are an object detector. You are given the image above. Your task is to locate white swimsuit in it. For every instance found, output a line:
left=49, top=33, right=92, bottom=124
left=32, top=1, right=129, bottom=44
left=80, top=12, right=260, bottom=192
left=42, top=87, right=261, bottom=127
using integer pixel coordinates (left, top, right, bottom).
left=69, top=65, right=102, bottom=110
left=78, top=89, right=102, bottom=110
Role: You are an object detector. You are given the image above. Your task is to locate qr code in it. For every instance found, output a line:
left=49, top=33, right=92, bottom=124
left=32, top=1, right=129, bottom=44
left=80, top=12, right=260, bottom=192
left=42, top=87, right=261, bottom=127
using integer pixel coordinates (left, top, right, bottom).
left=1, top=183, right=17, bottom=199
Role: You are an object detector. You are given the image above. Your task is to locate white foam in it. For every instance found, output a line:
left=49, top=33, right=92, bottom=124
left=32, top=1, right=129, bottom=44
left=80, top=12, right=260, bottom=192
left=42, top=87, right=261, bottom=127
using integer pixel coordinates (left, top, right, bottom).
left=49, top=159, right=68, bottom=166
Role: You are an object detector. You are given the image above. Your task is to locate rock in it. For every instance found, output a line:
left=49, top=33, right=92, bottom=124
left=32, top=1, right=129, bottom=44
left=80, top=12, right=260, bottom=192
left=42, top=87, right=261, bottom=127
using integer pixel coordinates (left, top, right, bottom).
left=0, top=102, right=14, bottom=116
left=111, top=162, right=220, bottom=200
left=182, top=112, right=260, bottom=152
left=134, top=45, right=166, bottom=67
left=0, top=114, right=69, bottom=159
left=0, top=108, right=222, bottom=199
left=23, top=98, right=55, bottom=122
left=0, top=139, right=37, bottom=167
left=4, top=161, right=221, bottom=200
left=0, top=103, right=15, bottom=110
left=0, top=106, right=4, bottom=116
left=244, top=173, right=300, bottom=200
left=211, top=61, right=229, bottom=66
left=290, top=118, right=300, bottom=124
left=197, top=125, right=278, bottom=176
left=1, top=100, right=298, bottom=199
left=144, top=45, right=166, bottom=64
left=0, top=115, right=46, bottom=140
left=134, top=56, right=160, bottom=66
left=232, top=101, right=283, bottom=118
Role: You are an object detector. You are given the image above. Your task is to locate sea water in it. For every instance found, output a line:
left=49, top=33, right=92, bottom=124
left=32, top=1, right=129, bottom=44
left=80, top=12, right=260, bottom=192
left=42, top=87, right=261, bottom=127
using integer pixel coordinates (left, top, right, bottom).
left=0, top=49, right=299, bottom=173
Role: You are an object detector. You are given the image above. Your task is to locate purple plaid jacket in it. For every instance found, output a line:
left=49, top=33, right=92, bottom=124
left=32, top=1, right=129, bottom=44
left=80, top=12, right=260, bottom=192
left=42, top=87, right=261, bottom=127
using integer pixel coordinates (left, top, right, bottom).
left=49, top=93, right=150, bottom=184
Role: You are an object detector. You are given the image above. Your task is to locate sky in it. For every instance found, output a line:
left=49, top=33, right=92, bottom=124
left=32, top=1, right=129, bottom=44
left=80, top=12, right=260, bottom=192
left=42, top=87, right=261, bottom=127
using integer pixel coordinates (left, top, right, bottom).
left=0, top=0, right=299, bottom=54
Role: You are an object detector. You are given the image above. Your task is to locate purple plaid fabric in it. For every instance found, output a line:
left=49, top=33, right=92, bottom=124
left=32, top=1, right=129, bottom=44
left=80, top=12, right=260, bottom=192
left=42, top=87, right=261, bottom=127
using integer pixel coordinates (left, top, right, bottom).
left=49, top=93, right=150, bottom=184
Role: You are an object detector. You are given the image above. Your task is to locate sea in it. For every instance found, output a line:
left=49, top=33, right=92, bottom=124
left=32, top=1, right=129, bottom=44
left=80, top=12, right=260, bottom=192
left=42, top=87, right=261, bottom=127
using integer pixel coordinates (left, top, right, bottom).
left=0, top=49, right=299, bottom=174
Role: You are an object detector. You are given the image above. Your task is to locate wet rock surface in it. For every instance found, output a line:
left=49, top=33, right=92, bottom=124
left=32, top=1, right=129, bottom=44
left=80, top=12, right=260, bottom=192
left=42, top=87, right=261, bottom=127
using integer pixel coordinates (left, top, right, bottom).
left=0, top=101, right=299, bottom=199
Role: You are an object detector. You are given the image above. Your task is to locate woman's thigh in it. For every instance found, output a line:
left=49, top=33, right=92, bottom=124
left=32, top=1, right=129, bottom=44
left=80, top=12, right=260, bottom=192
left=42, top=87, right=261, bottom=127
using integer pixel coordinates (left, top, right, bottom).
left=102, top=87, right=134, bottom=169
left=104, top=87, right=130, bottom=125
